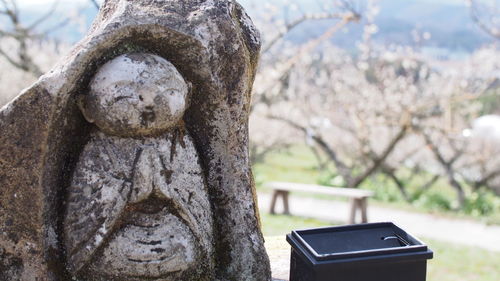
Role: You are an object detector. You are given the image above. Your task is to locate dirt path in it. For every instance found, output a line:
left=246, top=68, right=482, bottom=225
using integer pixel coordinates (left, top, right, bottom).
left=257, top=192, right=500, bottom=252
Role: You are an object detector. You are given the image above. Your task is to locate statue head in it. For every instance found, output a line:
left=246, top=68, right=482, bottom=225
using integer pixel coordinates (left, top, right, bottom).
left=79, top=53, right=189, bottom=137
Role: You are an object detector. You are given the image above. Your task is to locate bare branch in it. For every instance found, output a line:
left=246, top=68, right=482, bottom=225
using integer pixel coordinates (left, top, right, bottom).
left=350, top=124, right=408, bottom=187
left=380, top=164, right=411, bottom=202
left=0, top=46, right=24, bottom=69
left=254, top=15, right=358, bottom=111
left=8, top=0, right=18, bottom=13
left=0, top=0, right=15, bottom=14
left=481, top=169, right=500, bottom=186
left=309, top=145, right=329, bottom=172
left=422, top=132, right=466, bottom=208
left=420, top=174, right=440, bottom=191
left=251, top=142, right=291, bottom=164
left=469, top=0, right=500, bottom=39
left=89, top=0, right=100, bottom=9
left=267, top=115, right=354, bottom=185
left=0, top=29, right=22, bottom=39
left=1, top=0, right=18, bottom=25
left=462, top=168, right=500, bottom=190
left=0, top=0, right=58, bottom=76
left=262, top=12, right=358, bottom=53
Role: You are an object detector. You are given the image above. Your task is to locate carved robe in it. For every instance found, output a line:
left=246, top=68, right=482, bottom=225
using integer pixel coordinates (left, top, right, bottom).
left=64, top=128, right=213, bottom=280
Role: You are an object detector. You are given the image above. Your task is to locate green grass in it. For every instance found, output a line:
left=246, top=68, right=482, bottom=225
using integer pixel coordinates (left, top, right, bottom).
left=253, top=145, right=500, bottom=223
left=261, top=214, right=500, bottom=281
left=253, top=145, right=322, bottom=187
left=426, top=238, right=500, bottom=281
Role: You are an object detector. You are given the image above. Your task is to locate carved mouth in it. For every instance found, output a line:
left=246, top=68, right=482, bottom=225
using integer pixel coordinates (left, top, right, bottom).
left=140, top=107, right=156, bottom=126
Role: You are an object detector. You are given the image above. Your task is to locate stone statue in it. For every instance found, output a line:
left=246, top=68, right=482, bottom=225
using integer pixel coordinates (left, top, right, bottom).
left=0, top=1, right=271, bottom=280
left=65, top=53, right=214, bottom=280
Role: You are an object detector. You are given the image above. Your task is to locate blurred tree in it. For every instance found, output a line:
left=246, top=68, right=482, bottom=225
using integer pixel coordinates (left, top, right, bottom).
left=468, top=0, right=499, bottom=39
left=256, top=0, right=417, bottom=191
left=0, top=0, right=98, bottom=76
left=89, top=0, right=99, bottom=9
left=251, top=0, right=500, bottom=209
left=0, top=0, right=98, bottom=106
left=0, top=0, right=56, bottom=76
left=250, top=0, right=362, bottom=164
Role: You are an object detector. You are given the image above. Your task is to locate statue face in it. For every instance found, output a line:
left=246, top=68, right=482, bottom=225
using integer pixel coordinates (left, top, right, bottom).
left=80, top=53, right=189, bottom=137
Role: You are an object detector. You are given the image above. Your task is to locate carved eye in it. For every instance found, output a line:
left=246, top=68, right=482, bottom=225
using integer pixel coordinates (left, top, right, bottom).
left=107, top=95, right=136, bottom=107
left=114, top=95, right=134, bottom=103
left=164, top=88, right=180, bottom=96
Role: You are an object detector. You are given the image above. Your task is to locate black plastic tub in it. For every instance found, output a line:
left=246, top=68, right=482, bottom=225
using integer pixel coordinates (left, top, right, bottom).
left=286, top=222, right=433, bottom=281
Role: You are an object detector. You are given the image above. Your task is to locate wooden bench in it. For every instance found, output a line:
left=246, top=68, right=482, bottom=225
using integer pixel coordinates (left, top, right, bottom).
left=265, top=182, right=374, bottom=224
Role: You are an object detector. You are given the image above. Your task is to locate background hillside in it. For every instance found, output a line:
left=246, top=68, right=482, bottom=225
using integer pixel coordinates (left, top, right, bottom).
left=12, top=0, right=494, bottom=58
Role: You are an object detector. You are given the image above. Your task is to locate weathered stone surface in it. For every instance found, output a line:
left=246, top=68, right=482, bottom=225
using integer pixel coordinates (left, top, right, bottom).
left=0, top=0, right=269, bottom=280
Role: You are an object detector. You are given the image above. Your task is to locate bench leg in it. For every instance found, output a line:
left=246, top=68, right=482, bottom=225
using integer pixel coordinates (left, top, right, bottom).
left=269, top=190, right=291, bottom=215
left=269, top=190, right=279, bottom=215
left=360, top=198, right=368, bottom=223
left=282, top=191, right=290, bottom=215
left=349, top=198, right=359, bottom=224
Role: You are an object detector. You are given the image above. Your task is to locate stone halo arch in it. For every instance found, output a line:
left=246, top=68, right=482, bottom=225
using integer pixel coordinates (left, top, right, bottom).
left=0, top=1, right=269, bottom=280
